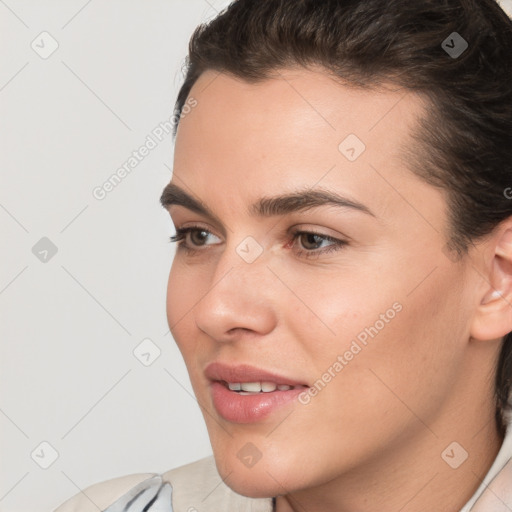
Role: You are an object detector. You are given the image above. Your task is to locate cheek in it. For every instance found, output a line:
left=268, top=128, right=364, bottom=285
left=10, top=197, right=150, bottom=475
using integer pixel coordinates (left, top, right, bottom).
left=166, top=264, right=180, bottom=335
left=305, top=263, right=467, bottom=433
left=166, top=261, right=197, bottom=356
left=166, top=259, right=218, bottom=389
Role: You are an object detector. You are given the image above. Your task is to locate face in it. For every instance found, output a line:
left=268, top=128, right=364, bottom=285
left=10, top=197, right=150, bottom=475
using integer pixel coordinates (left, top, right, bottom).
left=163, top=68, right=479, bottom=497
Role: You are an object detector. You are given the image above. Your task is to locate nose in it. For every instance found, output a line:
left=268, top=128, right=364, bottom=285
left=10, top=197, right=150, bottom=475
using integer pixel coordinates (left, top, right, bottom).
left=193, top=241, right=278, bottom=343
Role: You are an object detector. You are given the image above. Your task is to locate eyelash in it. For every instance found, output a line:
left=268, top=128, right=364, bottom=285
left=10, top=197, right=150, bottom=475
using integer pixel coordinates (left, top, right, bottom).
left=168, top=225, right=348, bottom=259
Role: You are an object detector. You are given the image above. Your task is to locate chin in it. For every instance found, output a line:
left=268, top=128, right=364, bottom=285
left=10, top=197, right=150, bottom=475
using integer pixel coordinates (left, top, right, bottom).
left=221, top=468, right=284, bottom=499
left=213, top=451, right=307, bottom=499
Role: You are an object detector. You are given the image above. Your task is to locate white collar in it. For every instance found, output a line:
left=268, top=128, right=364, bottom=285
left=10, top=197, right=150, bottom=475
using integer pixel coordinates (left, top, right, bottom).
left=459, top=407, right=512, bottom=511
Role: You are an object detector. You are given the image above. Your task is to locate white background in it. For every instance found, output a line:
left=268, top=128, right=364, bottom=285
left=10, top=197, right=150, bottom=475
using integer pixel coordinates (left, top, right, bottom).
left=0, top=1, right=231, bottom=511
left=2, top=1, right=512, bottom=511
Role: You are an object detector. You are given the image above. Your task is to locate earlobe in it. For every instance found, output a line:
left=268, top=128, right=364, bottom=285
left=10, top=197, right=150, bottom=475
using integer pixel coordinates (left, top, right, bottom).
left=470, top=224, right=512, bottom=341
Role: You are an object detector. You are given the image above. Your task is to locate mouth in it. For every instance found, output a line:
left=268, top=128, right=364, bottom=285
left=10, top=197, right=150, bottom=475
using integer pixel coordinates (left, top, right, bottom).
left=204, top=361, right=309, bottom=388
left=219, top=380, right=308, bottom=394
left=205, top=362, right=310, bottom=423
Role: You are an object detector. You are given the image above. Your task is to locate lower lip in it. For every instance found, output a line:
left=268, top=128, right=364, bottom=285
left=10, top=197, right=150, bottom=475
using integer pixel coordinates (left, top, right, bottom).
left=210, top=381, right=307, bottom=423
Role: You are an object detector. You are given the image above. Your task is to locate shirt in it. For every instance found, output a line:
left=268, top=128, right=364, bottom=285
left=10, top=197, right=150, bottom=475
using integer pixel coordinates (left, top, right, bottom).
left=55, top=411, right=512, bottom=512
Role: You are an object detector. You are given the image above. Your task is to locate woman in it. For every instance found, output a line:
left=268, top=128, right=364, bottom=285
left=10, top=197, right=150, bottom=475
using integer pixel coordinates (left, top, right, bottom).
left=56, top=0, right=512, bottom=510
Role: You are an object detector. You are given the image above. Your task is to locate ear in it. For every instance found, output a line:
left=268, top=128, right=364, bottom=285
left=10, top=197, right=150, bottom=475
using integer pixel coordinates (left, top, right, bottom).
left=470, top=220, right=512, bottom=341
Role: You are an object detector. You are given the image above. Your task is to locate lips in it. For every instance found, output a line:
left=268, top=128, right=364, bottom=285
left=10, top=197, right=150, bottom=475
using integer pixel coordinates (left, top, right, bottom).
left=204, top=362, right=310, bottom=423
left=204, top=362, right=309, bottom=388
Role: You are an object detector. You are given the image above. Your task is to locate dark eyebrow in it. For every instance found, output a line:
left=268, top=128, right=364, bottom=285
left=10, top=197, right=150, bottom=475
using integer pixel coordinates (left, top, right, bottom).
left=160, top=182, right=376, bottom=220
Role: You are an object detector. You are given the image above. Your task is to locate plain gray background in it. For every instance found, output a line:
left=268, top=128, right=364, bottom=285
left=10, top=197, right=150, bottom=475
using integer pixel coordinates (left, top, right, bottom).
left=0, top=1, right=231, bottom=511
left=2, top=1, right=512, bottom=511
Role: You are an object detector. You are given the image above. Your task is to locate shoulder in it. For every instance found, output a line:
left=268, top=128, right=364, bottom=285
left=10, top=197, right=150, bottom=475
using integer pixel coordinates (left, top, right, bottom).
left=54, top=456, right=273, bottom=512
left=54, top=472, right=160, bottom=512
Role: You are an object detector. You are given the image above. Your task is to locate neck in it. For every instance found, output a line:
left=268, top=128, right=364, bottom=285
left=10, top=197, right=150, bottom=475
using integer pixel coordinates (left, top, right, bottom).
left=276, top=401, right=504, bottom=512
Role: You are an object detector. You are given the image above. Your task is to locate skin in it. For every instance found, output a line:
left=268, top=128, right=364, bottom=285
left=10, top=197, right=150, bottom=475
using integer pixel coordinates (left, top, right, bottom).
left=163, top=67, right=512, bottom=512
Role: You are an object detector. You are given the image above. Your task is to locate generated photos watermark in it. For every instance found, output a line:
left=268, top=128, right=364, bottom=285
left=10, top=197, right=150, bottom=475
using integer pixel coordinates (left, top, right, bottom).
left=298, top=301, right=403, bottom=405
left=92, top=96, right=198, bottom=201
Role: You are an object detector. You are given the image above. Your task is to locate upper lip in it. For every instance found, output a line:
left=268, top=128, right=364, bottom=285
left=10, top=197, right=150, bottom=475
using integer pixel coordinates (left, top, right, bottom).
left=204, top=362, right=309, bottom=387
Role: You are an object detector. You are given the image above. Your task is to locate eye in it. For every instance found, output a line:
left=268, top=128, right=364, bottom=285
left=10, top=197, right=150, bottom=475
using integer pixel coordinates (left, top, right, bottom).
left=290, top=230, right=348, bottom=259
left=168, top=225, right=220, bottom=252
left=168, top=225, right=348, bottom=259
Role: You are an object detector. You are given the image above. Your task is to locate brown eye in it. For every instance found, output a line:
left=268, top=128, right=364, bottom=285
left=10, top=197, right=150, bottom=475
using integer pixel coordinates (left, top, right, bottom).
left=168, top=226, right=220, bottom=249
left=189, top=229, right=209, bottom=246
left=298, top=232, right=326, bottom=250
left=291, top=230, right=348, bottom=260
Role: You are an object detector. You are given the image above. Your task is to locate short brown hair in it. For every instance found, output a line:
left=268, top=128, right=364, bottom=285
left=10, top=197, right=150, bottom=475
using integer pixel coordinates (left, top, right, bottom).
left=172, top=0, right=512, bottom=435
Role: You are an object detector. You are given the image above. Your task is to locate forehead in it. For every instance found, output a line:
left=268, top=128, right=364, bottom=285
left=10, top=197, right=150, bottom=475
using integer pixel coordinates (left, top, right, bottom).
left=179, top=67, right=426, bottom=140
left=172, top=67, right=436, bottom=223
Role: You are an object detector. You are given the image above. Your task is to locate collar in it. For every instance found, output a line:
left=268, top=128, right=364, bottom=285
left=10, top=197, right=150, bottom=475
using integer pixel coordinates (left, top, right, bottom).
left=459, top=407, right=512, bottom=511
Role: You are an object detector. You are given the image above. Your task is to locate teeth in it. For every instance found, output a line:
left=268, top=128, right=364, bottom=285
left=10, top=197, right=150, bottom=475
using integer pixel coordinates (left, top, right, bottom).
left=241, top=382, right=261, bottom=392
left=261, top=381, right=277, bottom=392
left=226, top=381, right=294, bottom=392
